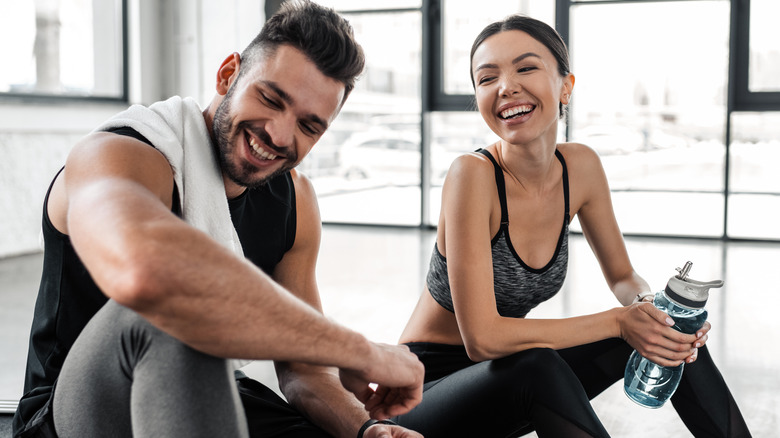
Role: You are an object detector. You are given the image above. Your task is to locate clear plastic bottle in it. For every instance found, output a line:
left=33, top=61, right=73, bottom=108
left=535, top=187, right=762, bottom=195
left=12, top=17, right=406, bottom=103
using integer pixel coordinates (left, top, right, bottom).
left=623, top=262, right=723, bottom=408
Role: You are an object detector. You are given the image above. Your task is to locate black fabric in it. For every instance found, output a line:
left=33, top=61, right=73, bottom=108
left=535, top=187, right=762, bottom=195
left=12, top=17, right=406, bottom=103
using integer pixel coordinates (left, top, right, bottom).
left=14, top=127, right=298, bottom=437
left=12, top=396, right=56, bottom=438
left=236, top=372, right=332, bottom=438
left=397, top=340, right=751, bottom=438
left=397, top=343, right=612, bottom=438
left=13, top=168, right=108, bottom=436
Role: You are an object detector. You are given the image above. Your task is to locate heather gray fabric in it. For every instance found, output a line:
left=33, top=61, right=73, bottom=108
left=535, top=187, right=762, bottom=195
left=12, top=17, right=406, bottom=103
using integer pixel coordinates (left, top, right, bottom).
left=52, top=300, right=249, bottom=438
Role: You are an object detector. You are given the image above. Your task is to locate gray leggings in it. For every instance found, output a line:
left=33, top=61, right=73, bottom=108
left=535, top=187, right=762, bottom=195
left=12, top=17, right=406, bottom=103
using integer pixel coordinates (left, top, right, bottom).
left=52, top=300, right=250, bottom=438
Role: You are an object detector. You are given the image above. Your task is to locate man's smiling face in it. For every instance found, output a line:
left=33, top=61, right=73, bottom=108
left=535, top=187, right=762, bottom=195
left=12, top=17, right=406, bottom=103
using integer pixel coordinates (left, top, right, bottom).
left=212, top=44, right=345, bottom=189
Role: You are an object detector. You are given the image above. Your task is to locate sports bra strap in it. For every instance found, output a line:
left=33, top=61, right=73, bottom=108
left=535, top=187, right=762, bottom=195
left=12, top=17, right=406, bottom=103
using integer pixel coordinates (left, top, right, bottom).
left=477, top=148, right=509, bottom=225
left=477, top=148, right=570, bottom=224
left=555, top=149, right=571, bottom=218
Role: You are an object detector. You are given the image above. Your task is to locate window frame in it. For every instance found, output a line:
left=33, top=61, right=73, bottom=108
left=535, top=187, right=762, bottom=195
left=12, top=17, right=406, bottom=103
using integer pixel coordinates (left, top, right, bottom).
left=0, top=0, right=129, bottom=104
left=730, top=0, right=780, bottom=111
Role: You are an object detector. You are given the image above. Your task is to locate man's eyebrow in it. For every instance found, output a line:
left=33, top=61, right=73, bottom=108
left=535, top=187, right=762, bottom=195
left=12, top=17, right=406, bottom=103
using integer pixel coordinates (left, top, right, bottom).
left=474, top=52, right=542, bottom=73
left=260, top=80, right=329, bottom=130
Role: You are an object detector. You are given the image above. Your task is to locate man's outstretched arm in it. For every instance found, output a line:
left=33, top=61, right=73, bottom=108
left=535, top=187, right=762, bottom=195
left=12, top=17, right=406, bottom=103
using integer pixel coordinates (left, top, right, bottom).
left=57, top=132, right=422, bottom=408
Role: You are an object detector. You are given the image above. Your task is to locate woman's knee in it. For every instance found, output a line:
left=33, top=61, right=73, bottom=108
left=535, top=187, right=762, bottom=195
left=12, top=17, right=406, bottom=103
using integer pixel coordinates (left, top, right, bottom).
left=495, top=348, right=569, bottom=376
left=493, top=348, right=586, bottom=398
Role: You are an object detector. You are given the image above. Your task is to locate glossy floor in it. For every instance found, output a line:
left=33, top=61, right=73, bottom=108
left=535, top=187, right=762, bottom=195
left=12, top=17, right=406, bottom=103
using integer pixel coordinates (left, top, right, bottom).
left=1, top=225, right=777, bottom=437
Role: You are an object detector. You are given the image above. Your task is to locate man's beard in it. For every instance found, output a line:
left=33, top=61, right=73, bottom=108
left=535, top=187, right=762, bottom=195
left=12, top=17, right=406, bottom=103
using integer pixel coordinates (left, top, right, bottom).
left=212, top=88, right=298, bottom=189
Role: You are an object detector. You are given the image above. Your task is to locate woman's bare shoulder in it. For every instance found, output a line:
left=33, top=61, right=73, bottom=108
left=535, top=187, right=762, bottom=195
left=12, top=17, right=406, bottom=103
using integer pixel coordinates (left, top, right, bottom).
left=556, top=141, right=602, bottom=163
left=447, top=149, right=497, bottom=180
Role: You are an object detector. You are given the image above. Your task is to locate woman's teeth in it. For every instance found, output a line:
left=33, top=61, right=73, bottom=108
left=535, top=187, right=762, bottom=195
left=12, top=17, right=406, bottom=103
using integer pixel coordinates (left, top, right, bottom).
left=249, top=137, right=279, bottom=160
left=500, top=105, right=533, bottom=119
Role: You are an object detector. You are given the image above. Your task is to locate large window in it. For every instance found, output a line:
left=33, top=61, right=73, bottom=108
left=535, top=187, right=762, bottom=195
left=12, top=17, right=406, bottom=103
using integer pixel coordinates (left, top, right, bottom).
left=423, top=0, right=778, bottom=241
left=299, top=3, right=424, bottom=225
left=274, top=0, right=780, bottom=240
left=733, top=0, right=780, bottom=111
left=748, top=0, right=780, bottom=92
left=568, top=1, right=730, bottom=237
left=0, top=0, right=126, bottom=101
left=727, top=112, right=780, bottom=239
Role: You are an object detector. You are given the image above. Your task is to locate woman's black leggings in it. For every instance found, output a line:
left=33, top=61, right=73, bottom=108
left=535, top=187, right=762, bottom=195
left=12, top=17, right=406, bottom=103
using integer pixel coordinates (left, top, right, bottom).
left=394, top=339, right=750, bottom=438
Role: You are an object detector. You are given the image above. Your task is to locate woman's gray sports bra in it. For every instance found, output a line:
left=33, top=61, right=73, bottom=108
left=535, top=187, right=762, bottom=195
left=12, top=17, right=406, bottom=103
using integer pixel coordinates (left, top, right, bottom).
left=427, top=148, right=570, bottom=318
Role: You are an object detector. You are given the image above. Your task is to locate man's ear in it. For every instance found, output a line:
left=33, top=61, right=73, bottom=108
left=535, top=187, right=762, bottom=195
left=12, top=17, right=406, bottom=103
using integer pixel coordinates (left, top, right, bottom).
left=216, top=52, right=241, bottom=95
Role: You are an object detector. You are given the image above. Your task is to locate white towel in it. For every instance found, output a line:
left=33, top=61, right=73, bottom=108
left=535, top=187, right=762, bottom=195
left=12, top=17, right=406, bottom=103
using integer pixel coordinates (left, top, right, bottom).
left=95, top=96, right=242, bottom=256
left=97, top=96, right=252, bottom=369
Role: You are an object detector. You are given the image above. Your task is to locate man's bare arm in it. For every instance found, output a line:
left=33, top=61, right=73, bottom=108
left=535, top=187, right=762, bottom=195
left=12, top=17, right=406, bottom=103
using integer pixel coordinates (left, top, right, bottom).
left=59, top=132, right=420, bottom=386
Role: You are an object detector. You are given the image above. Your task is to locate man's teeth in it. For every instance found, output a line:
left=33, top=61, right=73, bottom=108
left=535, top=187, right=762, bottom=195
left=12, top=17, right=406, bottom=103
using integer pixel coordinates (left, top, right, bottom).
left=500, top=105, right=533, bottom=119
left=248, top=137, right=279, bottom=160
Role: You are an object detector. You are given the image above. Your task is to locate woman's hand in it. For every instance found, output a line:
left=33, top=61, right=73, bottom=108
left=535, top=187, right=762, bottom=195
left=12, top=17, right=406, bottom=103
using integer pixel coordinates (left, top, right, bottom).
left=617, top=303, right=702, bottom=367
left=686, top=321, right=711, bottom=363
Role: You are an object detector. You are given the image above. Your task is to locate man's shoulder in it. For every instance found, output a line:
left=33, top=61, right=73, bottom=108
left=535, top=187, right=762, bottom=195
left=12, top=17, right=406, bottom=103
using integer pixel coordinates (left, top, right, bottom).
left=103, top=126, right=154, bottom=146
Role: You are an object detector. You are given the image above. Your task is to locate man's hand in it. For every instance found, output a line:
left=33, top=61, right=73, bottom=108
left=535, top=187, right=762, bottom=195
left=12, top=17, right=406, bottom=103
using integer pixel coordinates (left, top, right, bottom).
left=364, top=423, right=423, bottom=438
left=338, top=343, right=424, bottom=420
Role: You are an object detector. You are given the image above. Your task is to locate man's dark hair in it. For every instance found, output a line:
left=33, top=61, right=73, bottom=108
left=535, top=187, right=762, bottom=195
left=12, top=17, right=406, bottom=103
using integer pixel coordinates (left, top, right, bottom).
left=240, top=0, right=365, bottom=107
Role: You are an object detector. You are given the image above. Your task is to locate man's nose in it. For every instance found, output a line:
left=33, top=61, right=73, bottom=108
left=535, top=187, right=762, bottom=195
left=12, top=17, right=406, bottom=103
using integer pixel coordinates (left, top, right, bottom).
left=266, top=113, right=295, bottom=149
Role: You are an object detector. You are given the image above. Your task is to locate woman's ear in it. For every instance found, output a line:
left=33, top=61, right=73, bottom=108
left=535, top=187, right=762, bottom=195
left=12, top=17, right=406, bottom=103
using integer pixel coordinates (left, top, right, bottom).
left=561, top=73, right=575, bottom=104
left=216, top=52, right=242, bottom=95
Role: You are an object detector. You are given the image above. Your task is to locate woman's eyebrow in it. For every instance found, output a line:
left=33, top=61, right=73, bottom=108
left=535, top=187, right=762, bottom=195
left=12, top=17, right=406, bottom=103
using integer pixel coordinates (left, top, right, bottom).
left=474, top=52, right=542, bottom=73
left=511, top=52, right=541, bottom=64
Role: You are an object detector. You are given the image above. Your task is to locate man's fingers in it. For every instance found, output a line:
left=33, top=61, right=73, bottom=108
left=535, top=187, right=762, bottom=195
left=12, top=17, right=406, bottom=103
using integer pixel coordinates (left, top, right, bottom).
left=364, top=385, right=389, bottom=412
left=368, top=388, right=421, bottom=419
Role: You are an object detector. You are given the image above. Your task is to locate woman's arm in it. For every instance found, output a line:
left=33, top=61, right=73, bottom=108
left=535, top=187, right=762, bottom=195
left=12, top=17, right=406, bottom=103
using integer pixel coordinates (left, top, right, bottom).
left=442, top=148, right=697, bottom=366
left=566, top=143, right=651, bottom=305
left=441, top=153, right=619, bottom=360
left=566, top=143, right=707, bottom=363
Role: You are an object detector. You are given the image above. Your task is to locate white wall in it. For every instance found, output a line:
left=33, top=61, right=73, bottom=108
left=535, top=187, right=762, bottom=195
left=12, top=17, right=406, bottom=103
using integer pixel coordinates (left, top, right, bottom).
left=0, top=0, right=265, bottom=258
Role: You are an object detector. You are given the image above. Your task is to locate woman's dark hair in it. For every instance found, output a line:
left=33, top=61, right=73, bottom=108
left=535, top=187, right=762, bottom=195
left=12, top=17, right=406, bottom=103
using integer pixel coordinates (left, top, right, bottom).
left=239, top=0, right=365, bottom=107
left=470, top=15, right=571, bottom=116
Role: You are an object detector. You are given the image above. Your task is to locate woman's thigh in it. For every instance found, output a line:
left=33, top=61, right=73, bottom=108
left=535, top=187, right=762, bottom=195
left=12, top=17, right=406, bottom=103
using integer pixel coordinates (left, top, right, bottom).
left=396, top=347, right=609, bottom=438
left=557, top=338, right=633, bottom=399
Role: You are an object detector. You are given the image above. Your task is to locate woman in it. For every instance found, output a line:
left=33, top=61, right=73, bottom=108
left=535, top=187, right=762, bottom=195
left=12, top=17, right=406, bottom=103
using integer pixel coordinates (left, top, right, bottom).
left=393, top=15, right=750, bottom=438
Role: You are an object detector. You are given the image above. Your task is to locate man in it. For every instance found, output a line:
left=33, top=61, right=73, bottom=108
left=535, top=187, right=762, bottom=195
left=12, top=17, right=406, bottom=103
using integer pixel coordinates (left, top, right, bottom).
left=13, top=1, right=424, bottom=437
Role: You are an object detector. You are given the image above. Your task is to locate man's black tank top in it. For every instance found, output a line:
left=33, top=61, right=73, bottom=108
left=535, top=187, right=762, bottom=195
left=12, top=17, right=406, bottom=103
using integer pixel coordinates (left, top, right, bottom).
left=14, top=127, right=297, bottom=434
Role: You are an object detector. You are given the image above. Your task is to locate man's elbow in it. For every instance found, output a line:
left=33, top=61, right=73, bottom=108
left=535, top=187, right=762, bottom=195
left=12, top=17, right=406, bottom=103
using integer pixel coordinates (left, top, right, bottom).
left=102, top=251, right=167, bottom=311
left=275, top=362, right=334, bottom=403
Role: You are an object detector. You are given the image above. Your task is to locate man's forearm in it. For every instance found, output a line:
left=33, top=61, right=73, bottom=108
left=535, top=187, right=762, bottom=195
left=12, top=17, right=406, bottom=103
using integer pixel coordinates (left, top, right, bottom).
left=70, top=184, right=374, bottom=368
left=277, top=363, right=370, bottom=438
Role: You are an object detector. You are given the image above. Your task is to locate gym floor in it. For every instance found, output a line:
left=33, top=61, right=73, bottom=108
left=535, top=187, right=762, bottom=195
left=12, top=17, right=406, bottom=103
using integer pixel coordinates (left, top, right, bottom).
left=1, top=224, right=777, bottom=437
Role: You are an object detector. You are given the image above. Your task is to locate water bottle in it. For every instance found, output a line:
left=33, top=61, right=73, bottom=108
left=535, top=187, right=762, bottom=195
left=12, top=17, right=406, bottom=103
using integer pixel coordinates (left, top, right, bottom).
left=623, top=261, right=723, bottom=408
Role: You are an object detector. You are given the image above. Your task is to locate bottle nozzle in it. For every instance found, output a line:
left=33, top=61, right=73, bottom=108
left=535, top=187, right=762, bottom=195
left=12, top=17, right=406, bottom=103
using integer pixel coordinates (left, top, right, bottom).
left=675, top=261, right=693, bottom=280
left=666, top=261, right=724, bottom=308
